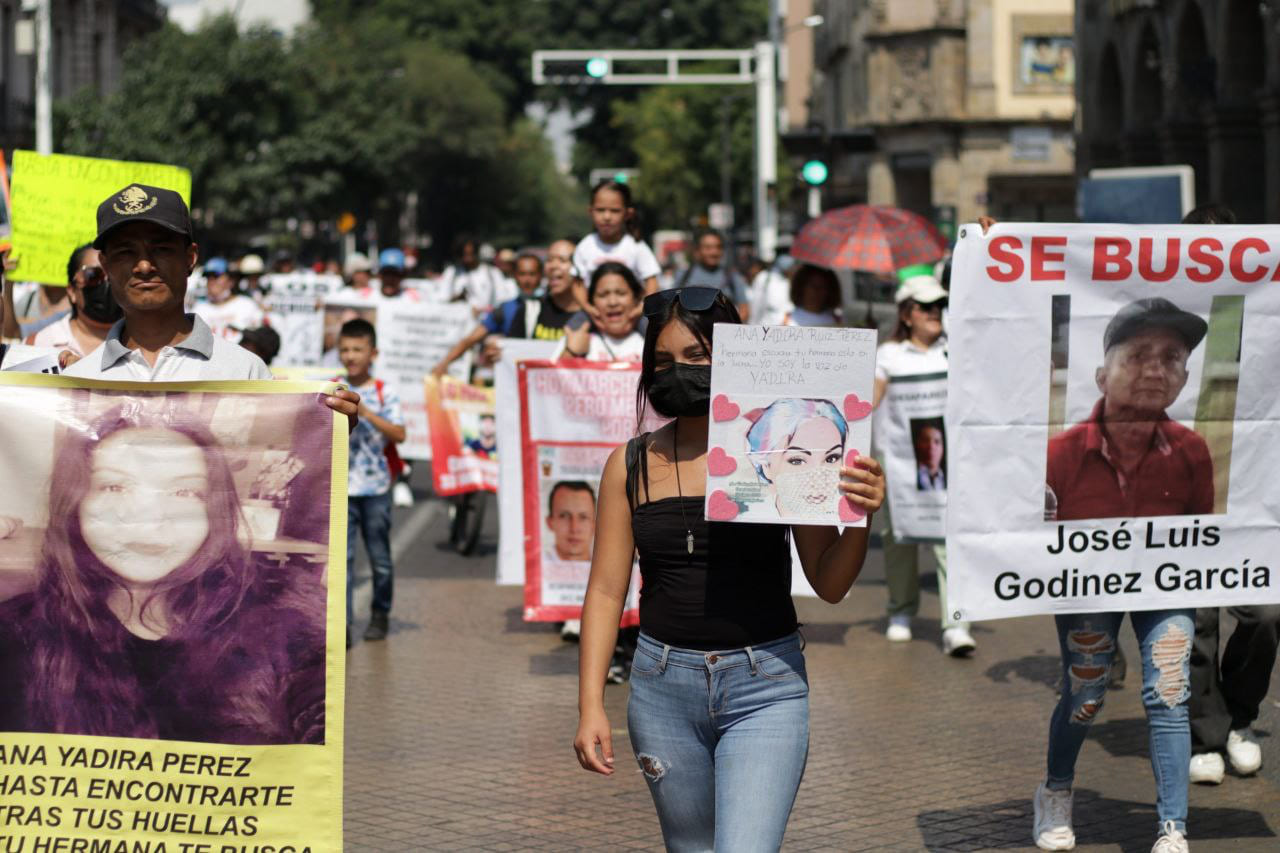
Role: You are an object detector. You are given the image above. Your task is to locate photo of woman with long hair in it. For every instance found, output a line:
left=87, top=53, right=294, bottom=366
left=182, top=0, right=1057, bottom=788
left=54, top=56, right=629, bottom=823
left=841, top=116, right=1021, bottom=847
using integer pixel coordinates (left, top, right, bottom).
left=0, top=402, right=327, bottom=745
left=573, top=286, right=885, bottom=850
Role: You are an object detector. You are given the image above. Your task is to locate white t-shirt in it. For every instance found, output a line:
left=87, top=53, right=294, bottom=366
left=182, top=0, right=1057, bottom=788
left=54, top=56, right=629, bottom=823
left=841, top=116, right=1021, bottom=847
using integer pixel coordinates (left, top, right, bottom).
left=442, top=264, right=516, bottom=313
left=64, top=315, right=273, bottom=382
left=554, top=330, right=645, bottom=363
left=352, top=285, right=424, bottom=303
left=786, top=307, right=839, bottom=328
left=572, top=234, right=661, bottom=285
left=749, top=269, right=794, bottom=327
left=194, top=295, right=265, bottom=342
left=29, top=315, right=89, bottom=357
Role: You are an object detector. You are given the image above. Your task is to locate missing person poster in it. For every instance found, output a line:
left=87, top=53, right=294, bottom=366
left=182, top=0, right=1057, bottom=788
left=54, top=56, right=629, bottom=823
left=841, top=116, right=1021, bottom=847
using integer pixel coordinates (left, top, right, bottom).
left=880, top=372, right=948, bottom=542
left=515, top=360, right=641, bottom=623
left=947, top=222, right=1280, bottom=620
left=261, top=272, right=344, bottom=368
left=0, top=373, right=346, bottom=851
left=323, top=295, right=473, bottom=460
left=424, top=375, right=498, bottom=496
left=705, top=324, right=877, bottom=526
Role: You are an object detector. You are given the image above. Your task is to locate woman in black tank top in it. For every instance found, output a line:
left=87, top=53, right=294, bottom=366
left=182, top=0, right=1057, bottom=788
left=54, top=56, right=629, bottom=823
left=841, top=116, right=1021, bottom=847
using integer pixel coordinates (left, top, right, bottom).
left=572, top=287, right=884, bottom=850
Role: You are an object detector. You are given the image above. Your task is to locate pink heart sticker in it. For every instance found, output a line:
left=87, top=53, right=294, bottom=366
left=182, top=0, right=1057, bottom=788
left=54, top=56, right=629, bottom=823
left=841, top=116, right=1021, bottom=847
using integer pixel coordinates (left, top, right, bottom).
left=843, top=394, right=873, bottom=421
left=712, top=394, right=740, bottom=422
left=844, top=448, right=861, bottom=468
left=707, top=446, right=737, bottom=477
left=707, top=490, right=740, bottom=521
left=838, top=497, right=867, bottom=523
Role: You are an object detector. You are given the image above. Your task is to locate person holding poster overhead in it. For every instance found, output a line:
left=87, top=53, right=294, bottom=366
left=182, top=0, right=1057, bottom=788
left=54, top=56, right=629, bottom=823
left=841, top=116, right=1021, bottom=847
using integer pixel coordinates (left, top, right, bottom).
left=573, top=286, right=885, bottom=851
left=872, top=273, right=975, bottom=656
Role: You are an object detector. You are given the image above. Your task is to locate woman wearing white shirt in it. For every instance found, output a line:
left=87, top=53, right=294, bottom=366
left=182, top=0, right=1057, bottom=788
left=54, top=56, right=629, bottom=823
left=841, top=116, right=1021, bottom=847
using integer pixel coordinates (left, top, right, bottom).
left=557, top=262, right=645, bottom=363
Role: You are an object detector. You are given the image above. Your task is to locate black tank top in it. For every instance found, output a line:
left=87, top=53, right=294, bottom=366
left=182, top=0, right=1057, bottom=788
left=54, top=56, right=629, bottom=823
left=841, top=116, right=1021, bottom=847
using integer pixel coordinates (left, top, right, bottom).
left=626, top=434, right=798, bottom=650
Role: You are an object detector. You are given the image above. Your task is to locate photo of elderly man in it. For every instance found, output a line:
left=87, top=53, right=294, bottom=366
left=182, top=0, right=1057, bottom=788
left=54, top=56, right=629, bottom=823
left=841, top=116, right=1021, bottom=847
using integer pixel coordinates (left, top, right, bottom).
left=1046, top=297, right=1213, bottom=522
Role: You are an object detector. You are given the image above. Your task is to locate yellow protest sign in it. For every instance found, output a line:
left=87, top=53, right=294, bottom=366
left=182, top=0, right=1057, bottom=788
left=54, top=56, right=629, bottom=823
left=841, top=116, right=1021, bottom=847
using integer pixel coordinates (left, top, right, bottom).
left=9, top=151, right=193, bottom=286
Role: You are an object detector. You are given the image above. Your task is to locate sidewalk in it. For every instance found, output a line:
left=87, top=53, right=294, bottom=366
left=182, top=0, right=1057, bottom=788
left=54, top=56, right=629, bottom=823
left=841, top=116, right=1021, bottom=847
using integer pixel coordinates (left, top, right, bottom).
left=343, top=493, right=1280, bottom=851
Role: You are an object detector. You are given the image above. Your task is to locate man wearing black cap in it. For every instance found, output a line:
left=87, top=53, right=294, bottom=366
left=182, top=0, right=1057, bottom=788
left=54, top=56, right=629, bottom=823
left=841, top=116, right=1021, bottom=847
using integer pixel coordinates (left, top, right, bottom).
left=1046, top=297, right=1213, bottom=521
left=62, top=185, right=359, bottom=420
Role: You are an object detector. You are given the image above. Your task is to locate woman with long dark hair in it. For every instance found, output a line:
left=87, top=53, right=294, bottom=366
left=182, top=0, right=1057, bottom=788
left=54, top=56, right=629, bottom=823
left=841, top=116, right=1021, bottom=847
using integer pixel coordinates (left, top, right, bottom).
left=572, top=287, right=884, bottom=849
left=0, top=404, right=325, bottom=744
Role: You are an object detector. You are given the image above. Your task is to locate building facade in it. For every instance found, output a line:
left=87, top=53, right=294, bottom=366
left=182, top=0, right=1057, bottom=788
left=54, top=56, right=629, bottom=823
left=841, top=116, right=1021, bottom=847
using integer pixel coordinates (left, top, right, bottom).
left=0, top=0, right=164, bottom=152
left=1076, top=0, right=1280, bottom=223
left=798, top=0, right=1077, bottom=228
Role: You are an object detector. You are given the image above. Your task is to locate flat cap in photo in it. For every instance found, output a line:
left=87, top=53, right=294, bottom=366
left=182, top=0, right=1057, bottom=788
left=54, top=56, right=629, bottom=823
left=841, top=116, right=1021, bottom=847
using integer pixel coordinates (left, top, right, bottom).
left=93, top=184, right=193, bottom=249
left=1103, top=297, right=1208, bottom=353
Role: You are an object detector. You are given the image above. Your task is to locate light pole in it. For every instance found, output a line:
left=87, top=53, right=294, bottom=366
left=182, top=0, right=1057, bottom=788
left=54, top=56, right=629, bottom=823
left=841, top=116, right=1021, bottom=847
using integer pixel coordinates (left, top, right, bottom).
left=35, top=0, right=52, bottom=154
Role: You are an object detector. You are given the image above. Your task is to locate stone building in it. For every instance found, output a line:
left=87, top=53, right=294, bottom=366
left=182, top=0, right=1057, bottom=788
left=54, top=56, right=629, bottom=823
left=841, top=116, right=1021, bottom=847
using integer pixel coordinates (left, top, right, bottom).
left=0, top=0, right=164, bottom=152
left=799, top=0, right=1077, bottom=227
left=1075, top=0, right=1280, bottom=223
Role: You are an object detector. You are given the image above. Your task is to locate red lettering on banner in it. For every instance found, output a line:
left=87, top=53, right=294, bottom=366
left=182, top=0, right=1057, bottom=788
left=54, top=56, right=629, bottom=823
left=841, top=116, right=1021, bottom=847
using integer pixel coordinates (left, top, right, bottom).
left=1137, top=237, right=1179, bottom=282
left=1092, top=238, right=1132, bottom=281
left=1186, top=238, right=1224, bottom=283
left=1030, top=237, right=1067, bottom=281
left=986, top=236, right=1023, bottom=282
left=1229, top=238, right=1270, bottom=282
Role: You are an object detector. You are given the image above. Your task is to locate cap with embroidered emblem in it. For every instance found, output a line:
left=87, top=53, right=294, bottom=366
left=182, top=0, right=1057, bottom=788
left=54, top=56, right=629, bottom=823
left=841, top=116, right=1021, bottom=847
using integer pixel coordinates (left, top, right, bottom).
left=93, top=184, right=193, bottom=250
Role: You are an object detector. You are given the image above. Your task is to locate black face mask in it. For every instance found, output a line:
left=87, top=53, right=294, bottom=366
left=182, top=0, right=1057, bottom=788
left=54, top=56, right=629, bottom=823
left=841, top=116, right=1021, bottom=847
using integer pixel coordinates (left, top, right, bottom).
left=80, top=277, right=123, bottom=325
left=646, top=363, right=711, bottom=418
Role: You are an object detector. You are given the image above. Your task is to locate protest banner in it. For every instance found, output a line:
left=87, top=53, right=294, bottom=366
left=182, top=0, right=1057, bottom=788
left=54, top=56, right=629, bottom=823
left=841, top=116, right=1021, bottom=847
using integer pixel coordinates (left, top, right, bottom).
left=0, top=373, right=346, bottom=852
left=705, top=324, right=877, bottom=527
left=0, top=343, right=61, bottom=374
left=425, top=375, right=498, bottom=496
left=261, top=273, right=344, bottom=368
left=879, top=371, right=948, bottom=542
left=514, top=360, right=642, bottom=622
left=322, top=295, right=473, bottom=460
left=9, top=151, right=192, bottom=286
left=947, top=222, right=1280, bottom=620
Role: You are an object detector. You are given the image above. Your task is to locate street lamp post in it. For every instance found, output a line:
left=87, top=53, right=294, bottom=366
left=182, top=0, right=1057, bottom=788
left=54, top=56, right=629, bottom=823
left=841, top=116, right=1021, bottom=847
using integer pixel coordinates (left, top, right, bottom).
left=35, top=0, right=52, bottom=154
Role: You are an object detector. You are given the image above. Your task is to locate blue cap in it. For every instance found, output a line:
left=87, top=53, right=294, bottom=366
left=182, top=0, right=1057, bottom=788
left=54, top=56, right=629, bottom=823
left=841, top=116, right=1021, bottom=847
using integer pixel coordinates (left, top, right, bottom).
left=378, top=248, right=405, bottom=272
left=205, top=257, right=229, bottom=276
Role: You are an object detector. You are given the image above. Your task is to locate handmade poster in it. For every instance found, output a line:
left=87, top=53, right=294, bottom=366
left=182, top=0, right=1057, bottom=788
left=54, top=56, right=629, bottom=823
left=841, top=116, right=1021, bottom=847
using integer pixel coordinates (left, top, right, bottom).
left=881, top=371, right=948, bottom=542
left=9, top=151, right=192, bottom=286
left=705, top=324, right=877, bottom=527
left=424, top=375, right=498, bottom=496
left=516, top=360, right=641, bottom=622
left=322, top=294, right=473, bottom=460
left=946, top=222, right=1280, bottom=620
left=261, top=272, right=344, bottom=368
left=0, top=373, right=346, bottom=852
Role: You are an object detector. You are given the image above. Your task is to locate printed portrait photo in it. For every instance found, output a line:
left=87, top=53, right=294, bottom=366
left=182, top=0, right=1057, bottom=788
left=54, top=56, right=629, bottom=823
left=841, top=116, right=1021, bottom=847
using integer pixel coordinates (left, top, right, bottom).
left=0, top=386, right=334, bottom=745
left=531, top=444, right=612, bottom=609
left=322, top=301, right=378, bottom=361
left=1010, top=15, right=1074, bottom=95
left=910, top=417, right=947, bottom=492
left=1044, top=293, right=1242, bottom=522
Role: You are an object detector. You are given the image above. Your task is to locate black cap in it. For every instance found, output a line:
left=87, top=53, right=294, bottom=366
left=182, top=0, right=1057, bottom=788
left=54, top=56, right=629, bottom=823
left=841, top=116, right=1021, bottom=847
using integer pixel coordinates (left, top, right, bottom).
left=1103, top=297, right=1208, bottom=353
left=93, top=184, right=193, bottom=250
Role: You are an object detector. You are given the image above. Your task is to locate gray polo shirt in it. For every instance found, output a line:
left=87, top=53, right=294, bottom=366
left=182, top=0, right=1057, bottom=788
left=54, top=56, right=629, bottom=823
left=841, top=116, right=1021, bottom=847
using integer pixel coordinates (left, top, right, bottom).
left=62, top=314, right=272, bottom=381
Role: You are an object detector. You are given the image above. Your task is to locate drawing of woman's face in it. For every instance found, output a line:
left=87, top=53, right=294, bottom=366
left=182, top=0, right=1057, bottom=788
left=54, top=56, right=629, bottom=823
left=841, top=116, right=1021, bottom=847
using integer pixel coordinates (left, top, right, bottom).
left=764, top=416, right=844, bottom=517
left=80, top=428, right=211, bottom=585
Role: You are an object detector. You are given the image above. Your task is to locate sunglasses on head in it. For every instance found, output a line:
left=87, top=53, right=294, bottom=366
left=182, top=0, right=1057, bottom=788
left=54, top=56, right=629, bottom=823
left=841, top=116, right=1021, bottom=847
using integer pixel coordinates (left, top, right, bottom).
left=643, top=286, right=722, bottom=318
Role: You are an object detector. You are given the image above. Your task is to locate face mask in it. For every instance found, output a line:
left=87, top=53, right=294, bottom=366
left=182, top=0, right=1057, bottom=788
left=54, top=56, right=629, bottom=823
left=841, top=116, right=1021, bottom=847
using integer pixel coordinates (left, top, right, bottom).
left=80, top=277, right=123, bottom=325
left=646, top=363, right=711, bottom=418
left=772, top=465, right=840, bottom=518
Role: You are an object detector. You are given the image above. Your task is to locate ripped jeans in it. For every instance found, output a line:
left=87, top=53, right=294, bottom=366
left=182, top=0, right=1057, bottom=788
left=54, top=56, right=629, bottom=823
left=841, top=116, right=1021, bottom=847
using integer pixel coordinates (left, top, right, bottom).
left=627, top=631, right=809, bottom=852
left=1046, top=609, right=1195, bottom=832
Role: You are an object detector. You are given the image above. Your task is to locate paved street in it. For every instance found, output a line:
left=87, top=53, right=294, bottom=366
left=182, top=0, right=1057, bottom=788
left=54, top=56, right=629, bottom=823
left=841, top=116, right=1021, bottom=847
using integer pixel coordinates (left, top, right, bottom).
left=343, top=474, right=1280, bottom=852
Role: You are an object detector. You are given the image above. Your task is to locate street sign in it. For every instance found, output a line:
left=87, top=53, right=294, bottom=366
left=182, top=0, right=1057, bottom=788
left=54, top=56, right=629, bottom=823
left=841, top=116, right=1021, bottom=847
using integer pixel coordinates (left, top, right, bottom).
left=801, top=160, right=829, bottom=186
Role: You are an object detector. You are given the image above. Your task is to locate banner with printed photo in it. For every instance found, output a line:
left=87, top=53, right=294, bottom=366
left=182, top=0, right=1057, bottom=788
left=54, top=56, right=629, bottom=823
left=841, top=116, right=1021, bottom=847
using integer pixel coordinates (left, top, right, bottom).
left=425, top=375, right=498, bottom=497
left=0, top=373, right=346, bottom=852
left=516, top=360, right=642, bottom=622
left=947, top=222, right=1280, bottom=620
left=705, top=324, right=877, bottom=527
left=323, top=295, right=473, bottom=460
left=261, top=272, right=345, bottom=368
left=882, top=372, right=948, bottom=542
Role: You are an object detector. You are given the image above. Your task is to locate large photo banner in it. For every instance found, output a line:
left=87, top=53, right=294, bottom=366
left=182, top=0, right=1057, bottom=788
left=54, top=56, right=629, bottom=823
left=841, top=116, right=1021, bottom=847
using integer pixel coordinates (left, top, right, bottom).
left=424, top=375, right=498, bottom=496
left=947, top=222, right=1280, bottom=620
left=881, top=371, right=948, bottom=542
left=0, top=374, right=346, bottom=852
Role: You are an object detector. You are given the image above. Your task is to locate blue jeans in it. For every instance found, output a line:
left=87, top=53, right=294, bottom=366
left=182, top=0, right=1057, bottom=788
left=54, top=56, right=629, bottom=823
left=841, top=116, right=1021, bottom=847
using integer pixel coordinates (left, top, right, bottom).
left=1046, top=609, right=1194, bottom=832
left=347, top=492, right=394, bottom=624
left=626, top=631, right=809, bottom=852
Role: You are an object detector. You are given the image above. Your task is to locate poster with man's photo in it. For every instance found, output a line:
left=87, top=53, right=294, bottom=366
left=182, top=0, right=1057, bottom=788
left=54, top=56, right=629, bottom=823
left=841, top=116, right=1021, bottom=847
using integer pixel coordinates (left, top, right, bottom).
left=947, top=222, right=1280, bottom=620
left=880, top=372, right=948, bottom=542
left=424, top=374, right=498, bottom=496
left=705, top=324, right=877, bottom=527
left=0, top=373, right=346, bottom=851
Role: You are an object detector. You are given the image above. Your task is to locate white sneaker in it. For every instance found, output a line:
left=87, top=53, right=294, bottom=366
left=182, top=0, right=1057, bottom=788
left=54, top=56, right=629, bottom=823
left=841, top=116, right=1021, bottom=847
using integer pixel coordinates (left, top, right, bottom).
left=392, top=481, right=415, bottom=507
left=560, top=619, right=581, bottom=641
left=1226, top=728, right=1262, bottom=775
left=1151, top=821, right=1189, bottom=853
left=1188, top=752, right=1224, bottom=785
left=1032, top=782, right=1075, bottom=851
left=886, top=615, right=912, bottom=642
left=942, top=625, right=977, bottom=657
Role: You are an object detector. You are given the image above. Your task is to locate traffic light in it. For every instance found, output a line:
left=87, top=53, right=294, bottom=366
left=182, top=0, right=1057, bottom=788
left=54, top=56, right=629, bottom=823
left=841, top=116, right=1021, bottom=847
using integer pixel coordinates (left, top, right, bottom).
left=585, top=57, right=609, bottom=79
left=613, top=171, right=629, bottom=184
left=801, top=159, right=829, bottom=186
